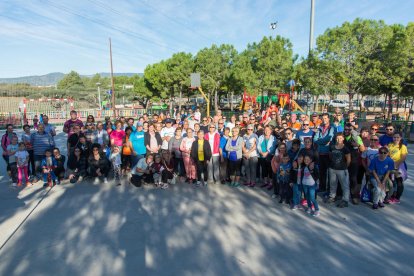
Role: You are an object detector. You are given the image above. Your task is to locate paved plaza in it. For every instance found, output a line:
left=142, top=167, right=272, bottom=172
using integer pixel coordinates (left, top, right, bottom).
left=0, top=128, right=414, bottom=276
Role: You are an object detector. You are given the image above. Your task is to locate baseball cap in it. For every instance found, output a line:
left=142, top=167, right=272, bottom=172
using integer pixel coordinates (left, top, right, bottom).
left=312, top=112, right=318, bottom=117
left=137, top=122, right=143, bottom=127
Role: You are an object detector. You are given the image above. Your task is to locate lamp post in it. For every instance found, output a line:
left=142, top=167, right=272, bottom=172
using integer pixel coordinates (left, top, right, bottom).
left=96, top=82, right=102, bottom=110
left=309, top=0, right=315, bottom=53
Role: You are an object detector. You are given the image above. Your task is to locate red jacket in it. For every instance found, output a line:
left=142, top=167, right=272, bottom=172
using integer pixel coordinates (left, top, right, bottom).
left=204, top=132, right=220, bottom=155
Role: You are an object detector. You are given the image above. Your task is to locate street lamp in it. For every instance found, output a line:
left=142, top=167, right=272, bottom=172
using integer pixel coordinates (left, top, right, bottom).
left=96, top=82, right=102, bottom=110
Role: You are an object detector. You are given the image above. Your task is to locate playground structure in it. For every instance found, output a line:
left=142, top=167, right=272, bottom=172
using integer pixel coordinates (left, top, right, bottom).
left=239, top=91, right=304, bottom=112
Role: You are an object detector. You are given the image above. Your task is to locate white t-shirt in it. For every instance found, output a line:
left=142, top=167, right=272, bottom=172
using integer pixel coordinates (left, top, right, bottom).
left=361, top=147, right=379, bottom=168
left=194, top=111, right=201, bottom=122
left=302, top=167, right=316, bottom=186
left=160, top=127, right=175, bottom=150
left=15, top=150, right=29, bottom=167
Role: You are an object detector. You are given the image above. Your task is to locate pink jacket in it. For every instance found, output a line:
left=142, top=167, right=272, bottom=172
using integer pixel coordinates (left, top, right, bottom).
left=204, top=132, right=220, bottom=155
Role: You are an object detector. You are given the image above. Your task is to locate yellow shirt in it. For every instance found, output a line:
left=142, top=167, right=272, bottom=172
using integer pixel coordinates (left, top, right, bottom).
left=388, top=143, right=408, bottom=163
left=198, top=140, right=204, bottom=161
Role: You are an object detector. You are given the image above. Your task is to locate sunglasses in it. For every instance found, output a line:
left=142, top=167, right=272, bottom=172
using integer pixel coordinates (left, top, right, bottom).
left=247, top=129, right=253, bottom=131
left=379, top=151, right=388, bottom=154
left=371, top=128, right=378, bottom=130
left=236, top=124, right=240, bottom=126
left=218, top=123, right=224, bottom=125
left=303, top=124, right=309, bottom=126
left=386, top=128, right=394, bottom=131
left=370, top=139, right=379, bottom=141
left=271, top=114, right=276, bottom=116
left=209, top=127, right=215, bottom=129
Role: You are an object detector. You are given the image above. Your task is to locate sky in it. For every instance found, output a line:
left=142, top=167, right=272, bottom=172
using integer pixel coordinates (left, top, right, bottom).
left=0, top=0, right=413, bottom=78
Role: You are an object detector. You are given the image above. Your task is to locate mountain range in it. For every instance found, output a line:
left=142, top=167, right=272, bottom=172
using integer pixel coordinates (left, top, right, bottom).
left=0, top=72, right=141, bottom=86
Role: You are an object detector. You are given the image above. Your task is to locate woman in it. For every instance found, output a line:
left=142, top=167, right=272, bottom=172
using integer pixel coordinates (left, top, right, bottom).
left=168, top=127, right=184, bottom=180
left=130, top=154, right=154, bottom=187
left=88, top=145, right=111, bottom=183
left=121, top=127, right=133, bottom=175
left=328, top=133, right=351, bottom=208
left=144, top=124, right=162, bottom=155
left=298, top=137, right=318, bottom=164
left=226, top=115, right=237, bottom=132
left=67, top=148, right=87, bottom=184
left=271, top=142, right=287, bottom=197
left=225, top=127, right=244, bottom=187
left=106, top=121, right=114, bottom=140
left=242, top=124, right=258, bottom=187
left=53, top=148, right=66, bottom=181
left=110, top=120, right=126, bottom=150
left=257, top=126, right=277, bottom=189
left=387, top=132, right=408, bottom=203
left=180, top=128, right=197, bottom=183
left=86, top=115, right=95, bottom=127
left=93, top=121, right=110, bottom=152
left=1, top=124, right=17, bottom=176
left=21, top=124, right=35, bottom=177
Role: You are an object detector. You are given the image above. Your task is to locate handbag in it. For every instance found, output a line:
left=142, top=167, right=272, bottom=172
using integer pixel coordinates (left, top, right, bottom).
left=360, top=183, right=372, bottom=203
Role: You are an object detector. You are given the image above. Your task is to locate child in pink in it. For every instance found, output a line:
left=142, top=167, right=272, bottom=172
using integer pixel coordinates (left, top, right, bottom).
left=180, top=129, right=197, bottom=183
left=15, top=142, right=30, bottom=187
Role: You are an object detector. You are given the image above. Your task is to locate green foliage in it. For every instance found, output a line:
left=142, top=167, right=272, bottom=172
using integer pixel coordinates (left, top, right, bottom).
left=57, top=71, right=85, bottom=90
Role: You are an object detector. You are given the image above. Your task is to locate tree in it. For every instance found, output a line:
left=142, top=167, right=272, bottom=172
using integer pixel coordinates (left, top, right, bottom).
left=57, top=71, right=85, bottom=90
left=133, top=75, right=152, bottom=109
left=316, top=18, right=391, bottom=110
left=194, top=44, right=238, bottom=111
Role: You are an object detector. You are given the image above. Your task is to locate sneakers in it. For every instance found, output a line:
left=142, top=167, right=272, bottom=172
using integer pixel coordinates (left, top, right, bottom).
left=195, top=181, right=202, bottom=187
left=373, top=204, right=379, bottom=209
left=266, top=183, right=273, bottom=190
left=312, top=211, right=320, bottom=217
left=11, top=183, right=17, bottom=187
left=327, top=197, right=336, bottom=204
left=244, top=181, right=251, bottom=186
left=337, top=200, right=349, bottom=208
left=43, top=182, right=48, bottom=187
left=55, top=180, right=60, bottom=185
left=378, top=202, right=385, bottom=208
left=305, top=208, right=312, bottom=214
left=352, top=198, right=360, bottom=205
left=233, top=182, right=240, bottom=188
left=26, top=182, right=33, bottom=187
left=260, top=182, right=268, bottom=188
left=291, top=205, right=299, bottom=210
left=300, top=199, right=308, bottom=207
left=271, top=193, right=277, bottom=199
left=388, top=197, right=400, bottom=204
left=17, top=182, right=22, bottom=187
left=116, top=183, right=121, bottom=186
left=104, top=177, right=108, bottom=184
left=249, top=182, right=256, bottom=188
left=161, top=183, right=169, bottom=189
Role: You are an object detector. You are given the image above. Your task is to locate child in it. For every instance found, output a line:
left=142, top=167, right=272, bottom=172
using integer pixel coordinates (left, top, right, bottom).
left=301, top=154, right=320, bottom=217
left=369, top=146, right=394, bottom=209
left=161, top=151, right=175, bottom=188
left=291, top=154, right=304, bottom=210
left=110, top=146, right=122, bottom=186
left=151, top=155, right=164, bottom=188
left=7, top=136, right=19, bottom=187
left=277, top=153, right=292, bottom=204
left=190, top=130, right=212, bottom=187
left=53, top=148, right=66, bottom=181
left=33, top=115, right=39, bottom=130
left=41, top=149, right=58, bottom=187
left=15, top=142, right=30, bottom=187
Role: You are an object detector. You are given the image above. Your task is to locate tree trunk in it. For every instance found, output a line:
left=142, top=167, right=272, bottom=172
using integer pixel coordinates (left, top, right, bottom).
left=348, top=92, right=354, bottom=111
left=314, top=95, right=319, bottom=112
left=410, top=96, right=414, bottom=121
left=214, top=89, right=218, bottom=112
left=230, top=91, right=234, bottom=111
left=178, top=89, right=182, bottom=112
left=387, top=92, right=393, bottom=120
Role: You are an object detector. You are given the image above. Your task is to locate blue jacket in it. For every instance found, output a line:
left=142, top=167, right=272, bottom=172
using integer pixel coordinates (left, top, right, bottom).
left=313, top=124, right=335, bottom=154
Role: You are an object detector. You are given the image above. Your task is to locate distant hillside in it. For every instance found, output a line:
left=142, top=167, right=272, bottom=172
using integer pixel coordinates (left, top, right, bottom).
left=0, top=72, right=142, bottom=86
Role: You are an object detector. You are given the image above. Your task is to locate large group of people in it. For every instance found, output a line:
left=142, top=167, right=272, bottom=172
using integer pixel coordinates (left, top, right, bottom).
left=1, top=106, right=409, bottom=217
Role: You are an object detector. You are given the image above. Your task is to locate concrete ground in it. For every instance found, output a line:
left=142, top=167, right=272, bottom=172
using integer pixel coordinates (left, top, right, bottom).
left=0, top=128, right=413, bottom=276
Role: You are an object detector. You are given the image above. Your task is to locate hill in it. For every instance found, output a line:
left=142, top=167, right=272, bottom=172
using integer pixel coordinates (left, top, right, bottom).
left=0, top=72, right=142, bottom=86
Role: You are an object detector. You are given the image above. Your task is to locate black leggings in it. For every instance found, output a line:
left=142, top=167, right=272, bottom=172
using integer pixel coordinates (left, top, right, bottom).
left=393, top=177, right=404, bottom=199
left=258, top=157, right=272, bottom=179
left=28, top=150, right=35, bottom=176
left=318, top=154, right=330, bottom=192
left=196, top=160, right=208, bottom=182
left=348, top=161, right=359, bottom=198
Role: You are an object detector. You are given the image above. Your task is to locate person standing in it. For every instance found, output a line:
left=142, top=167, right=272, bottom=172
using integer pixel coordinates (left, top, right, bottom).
left=129, top=122, right=146, bottom=167
left=225, top=127, right=244, bottom=187
left=160, top=119, right=175, bottom=161
left=180, top=128, right=197, bottom=184
left=191, top=130, right=212, bottom=187
left=242, top=125, right=258, bottom=187
left=168, top=127, right=184, bottom=180
left=63, top=110, right=84, bottom=137
left=205, top=124, right=221, bottom=185
left=313, top=113, right=336, bottom=193
left=30, top=123, right=55, bottom=182
left=2, top=124, right=18, bottom=177
left=258, top=126, right=277, bottom=189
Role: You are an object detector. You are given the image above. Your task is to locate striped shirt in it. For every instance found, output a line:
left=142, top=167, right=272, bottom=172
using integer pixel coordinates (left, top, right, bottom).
left=30, top=131, right=55, bottom=156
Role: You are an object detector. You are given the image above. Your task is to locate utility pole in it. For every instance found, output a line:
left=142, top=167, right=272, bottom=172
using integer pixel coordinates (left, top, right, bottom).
left=109, top=38, right=116, bottom=119
left=96, top=82, right=102, bottom=110
left=309, top=0, right=315, bottom=54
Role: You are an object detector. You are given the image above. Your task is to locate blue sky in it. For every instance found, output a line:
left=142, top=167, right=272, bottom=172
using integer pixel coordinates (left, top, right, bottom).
left=0, top=0, right=413, bottom=78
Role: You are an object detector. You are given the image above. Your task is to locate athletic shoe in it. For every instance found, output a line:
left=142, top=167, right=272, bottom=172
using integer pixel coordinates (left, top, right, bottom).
left=233, top=182, right=240, bottom=188
left=266, top=183, right=273, bottom=190
left=352, top=198, right=360, bottom=205
left=373, top=204, right=379, bottom=209
left=196, top=181, right=201, bottom=187
left=214, top=181, right=221, bottom=185
left=271, top=194, right=277, bottom=198
left=11, top=183, right=17, bottom=187
left=161, top=183, right=169, bottom=189
left=260, top=183, right=268, bottom=188
left=337, top=200, right=349, bottom=208
left=116, top=183, right=121, bottom=186
left=244, top=181, right=251, bottom=186
left=312, top=211, right=320, bottom=217
left=378, top=202, right=385, bottom=208
left=305, top=208, right=312, bottom=214
left=393, top=198, right=400, bottom=204
left=55, top=180, right=60, bottom=185
left=300, top=199, right=308, bottom=207
left=17, top=182, right=22, bottom=187
left=278, top=198, right=283, bottom=204
left=249, top=182, right=256, bottom=188
left=104, top=177, right=108, bottom=184
left=327, top=197, right=336, bottom=204
left=291, top=205, right=299, bottom=210
left=43, top=182, right=48, bottom=187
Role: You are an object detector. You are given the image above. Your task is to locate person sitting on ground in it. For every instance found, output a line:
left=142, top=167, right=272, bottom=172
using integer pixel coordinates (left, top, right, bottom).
left=41, top=149, right=58, bottom=187
left=130, top=154, right=154, bottom=187
left=67, top=148, right=87, bottom=184
left=87, top=145, right=111, bottom=184
left=369, top=146, right=394, bottom=209
left=53, top=148, right=66, bottom=182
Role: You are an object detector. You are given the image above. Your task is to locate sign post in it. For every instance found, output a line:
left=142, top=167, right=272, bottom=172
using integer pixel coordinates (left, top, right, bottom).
left=190, top=73, right=210, bottom=117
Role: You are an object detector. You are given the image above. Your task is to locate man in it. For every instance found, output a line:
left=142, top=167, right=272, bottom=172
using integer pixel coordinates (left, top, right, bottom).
left=344, top=123, right=366, bottom=204
left=205, top=124, right=221, bottom=185
left=129, top=122, right=146, bottom=167
left=346, top=111, right=359, bottom=130
left=42, top=115, right=56, bottom=138
left=295, top=120, right=314, bottom=146
left=63, top=110, right=84, bottom=137
left=30, top=123, right=55, bottom=182
left=160, top=119, right=175, bottom=161
left=217, top=119, right=225, bottom=136
left=379, top=123, right=395, bottom=146
left=200, top=117, right=209, bottom=133
left=67, top=125, right=82, bottom=154
left=310, top=113, right=322, bottom=129
left=313, top=113, right=336, bottom=193
left=126, top=117, right=136, bottom=131
left=142, top=113, right=149, bottom=123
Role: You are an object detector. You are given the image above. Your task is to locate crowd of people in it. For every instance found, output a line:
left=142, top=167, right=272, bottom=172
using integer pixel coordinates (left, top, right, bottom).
left=1, top=106, right=409, bottom=217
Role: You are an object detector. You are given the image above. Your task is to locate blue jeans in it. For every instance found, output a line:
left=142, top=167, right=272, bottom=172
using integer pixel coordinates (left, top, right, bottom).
left=293, top=183, right=303, bottom=206
left=303, top=184, right=319, bottom=211
left=34, top=155, right=45, bottom=179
